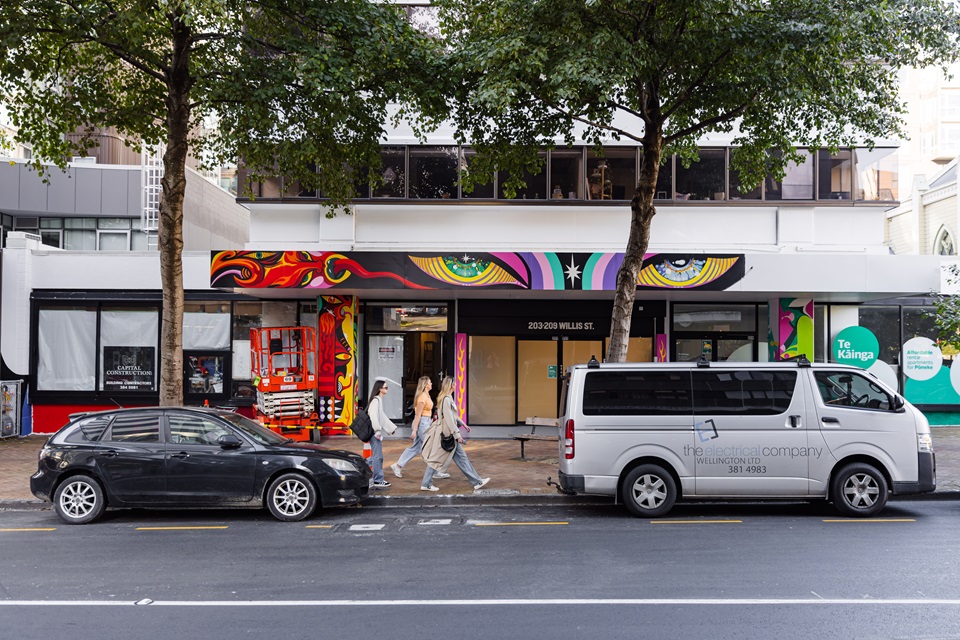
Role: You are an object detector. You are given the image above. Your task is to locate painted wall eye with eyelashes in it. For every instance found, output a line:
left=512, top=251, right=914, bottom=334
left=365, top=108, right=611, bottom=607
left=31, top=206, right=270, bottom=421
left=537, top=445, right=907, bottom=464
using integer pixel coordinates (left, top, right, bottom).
left=410, top=255, right=522, bottom=286
left=637, top=256, right=739, bottom=288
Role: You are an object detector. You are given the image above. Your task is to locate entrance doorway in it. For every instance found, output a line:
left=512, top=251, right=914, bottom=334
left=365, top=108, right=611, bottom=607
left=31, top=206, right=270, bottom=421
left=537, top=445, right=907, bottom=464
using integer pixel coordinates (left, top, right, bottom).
left=367, top=332, right=445, bottom=422
left=674, top=334, right=756, bottom=362
left=516, top=338, right=602, bottom=422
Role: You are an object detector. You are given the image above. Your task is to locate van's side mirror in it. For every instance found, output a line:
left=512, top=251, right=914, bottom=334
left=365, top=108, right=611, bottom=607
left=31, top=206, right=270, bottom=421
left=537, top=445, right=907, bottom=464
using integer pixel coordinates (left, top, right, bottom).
left=892, top=396, right=905, bottom=411
left=218, top=433, right=243, bottom=449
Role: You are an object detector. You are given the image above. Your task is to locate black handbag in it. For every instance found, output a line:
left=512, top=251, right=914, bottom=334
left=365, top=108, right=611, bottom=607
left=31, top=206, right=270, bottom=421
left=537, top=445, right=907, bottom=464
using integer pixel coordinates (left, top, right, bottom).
left=440, top=432, right=457, bottom=452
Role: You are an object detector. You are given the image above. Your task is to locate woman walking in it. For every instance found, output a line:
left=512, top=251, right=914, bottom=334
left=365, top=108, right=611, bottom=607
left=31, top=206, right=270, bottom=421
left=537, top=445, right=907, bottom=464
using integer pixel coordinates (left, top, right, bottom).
left=367, top=380, right=398, bottom=489
left=420, top=376, right=490, bottom=492
left=390, top=376, right=433, bottom=478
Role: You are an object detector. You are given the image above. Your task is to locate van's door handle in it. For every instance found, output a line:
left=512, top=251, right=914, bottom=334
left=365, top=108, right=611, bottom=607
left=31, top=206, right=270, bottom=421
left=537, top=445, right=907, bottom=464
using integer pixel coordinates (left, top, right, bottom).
left=821, top=416, right=840, bottom=426
left=788, top=415, right=802, bottom=428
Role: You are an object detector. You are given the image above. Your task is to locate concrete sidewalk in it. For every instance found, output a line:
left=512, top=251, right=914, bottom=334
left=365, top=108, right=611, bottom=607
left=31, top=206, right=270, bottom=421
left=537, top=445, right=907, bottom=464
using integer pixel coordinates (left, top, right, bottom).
left=2, top=428, right=959, bottom=508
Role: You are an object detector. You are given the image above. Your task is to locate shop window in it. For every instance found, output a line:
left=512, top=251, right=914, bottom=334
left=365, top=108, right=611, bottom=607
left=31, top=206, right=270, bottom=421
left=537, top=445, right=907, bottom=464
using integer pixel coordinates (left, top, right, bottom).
left=817, top=149, right=853, bottom=200
left=857, top=306, right=900, bottom=366
left=37, top=307, right=97, bottom=391
left=99, top=308, right=159, bottom=392
left=586, top=148, right=634, bottom=201
left=184, top=303, right=231, bottom=350
left=765, top=149, right=814, bottom=200
left=184, top=353, right=226, bottom=396
left=673, top=304, right=757, bottom=332
left=365, top=305, right=448, bottom=332
left=468, top=336, right=516, bottom=424
left=855, top=147, right=898, bottom=201
left=409, top=146, right=459, bottom=199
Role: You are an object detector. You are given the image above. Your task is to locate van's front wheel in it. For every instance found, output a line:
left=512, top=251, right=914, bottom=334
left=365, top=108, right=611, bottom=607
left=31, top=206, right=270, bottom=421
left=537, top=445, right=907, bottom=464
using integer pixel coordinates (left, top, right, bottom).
left=832, top=462, right=889, bottom=517
left=622, top=465, right=677, bottom=518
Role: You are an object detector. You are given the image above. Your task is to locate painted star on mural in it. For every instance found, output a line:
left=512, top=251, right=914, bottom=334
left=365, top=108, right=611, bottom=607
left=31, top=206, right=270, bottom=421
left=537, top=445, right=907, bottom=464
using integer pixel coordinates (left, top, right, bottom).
left=565, top=256, right=582, bottom=287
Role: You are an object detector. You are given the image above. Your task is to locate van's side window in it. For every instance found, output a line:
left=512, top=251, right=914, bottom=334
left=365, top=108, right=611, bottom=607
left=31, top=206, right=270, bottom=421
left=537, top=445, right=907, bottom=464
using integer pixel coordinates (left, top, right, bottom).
left=692, top=371, right=797, bottom=415
left=814, top=371, right=894, bottom=410
left=582, top=371, right=692, bottom=416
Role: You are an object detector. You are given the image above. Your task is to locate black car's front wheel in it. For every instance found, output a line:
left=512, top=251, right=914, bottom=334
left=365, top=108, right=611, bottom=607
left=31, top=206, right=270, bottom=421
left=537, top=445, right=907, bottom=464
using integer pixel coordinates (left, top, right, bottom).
left=53, top=475, right=106, bottom=524
left=266, top=473, right=318, bottom=521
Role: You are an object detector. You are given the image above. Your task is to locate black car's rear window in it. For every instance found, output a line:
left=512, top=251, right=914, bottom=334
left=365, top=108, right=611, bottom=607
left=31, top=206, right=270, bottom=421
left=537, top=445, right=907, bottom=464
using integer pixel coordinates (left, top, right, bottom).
left=61, top=415, right=112, bottom=443
left=105, top=413, right=161, bottom=443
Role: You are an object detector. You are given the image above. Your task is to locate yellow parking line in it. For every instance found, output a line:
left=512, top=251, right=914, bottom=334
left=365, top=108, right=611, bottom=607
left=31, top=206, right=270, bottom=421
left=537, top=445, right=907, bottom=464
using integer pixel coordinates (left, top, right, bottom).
left=474, top=521, right=568, bottom=526
left=0, top=527, right=57, bottom=532
left=651, top=520, right=743, bottom=524
left=135, top=526, right=229, bottom=531
left=305, top=525, right=334, bottom=529
left=822, top=518, right=916, bottom=523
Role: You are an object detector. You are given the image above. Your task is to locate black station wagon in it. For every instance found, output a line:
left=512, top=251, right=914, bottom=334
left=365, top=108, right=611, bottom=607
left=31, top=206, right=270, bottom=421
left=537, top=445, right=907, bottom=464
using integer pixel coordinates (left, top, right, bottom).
left=30, top=407, right=371, bottom=524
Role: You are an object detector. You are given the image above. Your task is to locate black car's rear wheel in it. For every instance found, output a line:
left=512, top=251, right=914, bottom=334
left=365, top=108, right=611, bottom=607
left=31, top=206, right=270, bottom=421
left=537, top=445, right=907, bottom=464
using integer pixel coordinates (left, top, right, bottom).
left=266, top=473, right=317, bottom=521
left=53, top=475, right=106, bottom=524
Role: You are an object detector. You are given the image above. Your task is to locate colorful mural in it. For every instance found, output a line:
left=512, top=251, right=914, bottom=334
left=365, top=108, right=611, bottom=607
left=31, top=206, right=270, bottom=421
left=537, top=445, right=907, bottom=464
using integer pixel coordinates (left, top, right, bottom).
left=455, top=334, right=467, bottom=423
left=211, top=251, right=745, bottom=292
left=770, top=298, right=814, bottom=361
left=316, top=295, right=357, bottom=434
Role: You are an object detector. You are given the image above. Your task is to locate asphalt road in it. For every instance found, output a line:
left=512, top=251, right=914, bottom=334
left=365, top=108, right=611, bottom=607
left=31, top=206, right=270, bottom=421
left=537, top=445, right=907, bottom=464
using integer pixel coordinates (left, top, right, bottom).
left=2, top=500, right=960, bottom=639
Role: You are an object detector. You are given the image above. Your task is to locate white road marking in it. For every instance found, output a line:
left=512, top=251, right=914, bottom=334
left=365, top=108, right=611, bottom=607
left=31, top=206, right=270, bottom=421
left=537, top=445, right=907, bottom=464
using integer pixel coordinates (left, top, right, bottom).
left=348, top=524, right=385, bottom=531
left=418, top=519, right=453, bottom=525
left=2, top=598, right=960, bottom=607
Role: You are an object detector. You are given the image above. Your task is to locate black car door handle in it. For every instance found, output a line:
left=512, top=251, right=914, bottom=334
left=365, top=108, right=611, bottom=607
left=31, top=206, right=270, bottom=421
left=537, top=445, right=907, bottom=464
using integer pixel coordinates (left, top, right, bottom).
left=171, top=452, right=190, bottom=459
left=100, top=450, right=118, bottom=458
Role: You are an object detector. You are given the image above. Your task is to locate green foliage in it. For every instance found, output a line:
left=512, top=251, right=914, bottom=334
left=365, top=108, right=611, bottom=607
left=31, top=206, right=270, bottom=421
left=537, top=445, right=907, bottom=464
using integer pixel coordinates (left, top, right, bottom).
left=436, top=0, right=960, bottom=192
left=0, top=0, right=449, bottom=205
left=931, top=264, right=960, bottom=352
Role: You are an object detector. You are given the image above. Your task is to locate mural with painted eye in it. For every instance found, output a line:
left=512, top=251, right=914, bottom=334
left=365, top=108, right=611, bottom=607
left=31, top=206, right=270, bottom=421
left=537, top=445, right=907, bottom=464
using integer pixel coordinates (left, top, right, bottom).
left=409, top=255, right=523, bottom=287
left=637, top=255, right=741, bottom=289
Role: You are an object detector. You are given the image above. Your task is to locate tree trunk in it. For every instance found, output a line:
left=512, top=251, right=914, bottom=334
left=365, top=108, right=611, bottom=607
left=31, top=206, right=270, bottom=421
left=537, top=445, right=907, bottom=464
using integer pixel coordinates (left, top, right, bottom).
left=158, top=13, right=193, bottom=406
left=607, top=133, right=662, bottom=363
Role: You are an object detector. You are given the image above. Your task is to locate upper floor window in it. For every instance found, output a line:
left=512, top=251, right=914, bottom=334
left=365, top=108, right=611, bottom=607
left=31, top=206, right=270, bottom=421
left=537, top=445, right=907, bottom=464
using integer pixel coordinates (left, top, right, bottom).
left=855, top=147, right=898, bottom=201
left=936, top=227, right=956, bottom=256
left=942, top=90, right=960, bottom=120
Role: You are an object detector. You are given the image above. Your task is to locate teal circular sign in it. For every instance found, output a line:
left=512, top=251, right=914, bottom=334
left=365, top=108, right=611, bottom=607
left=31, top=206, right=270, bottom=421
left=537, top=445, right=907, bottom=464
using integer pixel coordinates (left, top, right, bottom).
left=833, top=326, right=879, bottom=368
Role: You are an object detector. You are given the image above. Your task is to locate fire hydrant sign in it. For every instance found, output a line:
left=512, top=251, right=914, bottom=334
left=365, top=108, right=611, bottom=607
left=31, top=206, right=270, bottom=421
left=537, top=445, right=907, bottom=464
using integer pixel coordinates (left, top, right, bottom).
left=902, top=337, right=942, bottom=381
left=833, top=326, right=879, bottom=368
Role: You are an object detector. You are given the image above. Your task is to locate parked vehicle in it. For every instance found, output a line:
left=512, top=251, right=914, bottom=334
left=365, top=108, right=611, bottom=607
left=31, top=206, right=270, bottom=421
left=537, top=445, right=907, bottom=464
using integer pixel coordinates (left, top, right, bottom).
left=557, top=358, right=936, bottom=518
left=30, top=406, right=371, bottom=524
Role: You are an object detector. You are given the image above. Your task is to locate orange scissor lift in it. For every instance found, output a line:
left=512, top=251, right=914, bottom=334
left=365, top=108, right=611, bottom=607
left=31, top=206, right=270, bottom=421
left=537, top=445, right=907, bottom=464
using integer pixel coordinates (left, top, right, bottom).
left=250, top=326, right=321, bottom=442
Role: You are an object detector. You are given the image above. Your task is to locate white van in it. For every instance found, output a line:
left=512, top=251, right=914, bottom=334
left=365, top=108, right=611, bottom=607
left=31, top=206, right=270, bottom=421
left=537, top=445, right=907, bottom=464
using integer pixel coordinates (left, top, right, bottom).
left=557, top=358, right=936, bottom=517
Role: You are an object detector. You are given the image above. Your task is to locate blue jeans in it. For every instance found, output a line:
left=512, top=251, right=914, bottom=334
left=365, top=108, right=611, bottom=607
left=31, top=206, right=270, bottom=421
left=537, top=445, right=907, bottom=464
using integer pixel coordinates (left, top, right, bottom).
left=369, top=435, right=384, bottom=483
left=422, top=441, right=481, bottom=487
left=395, top=417, right=431, bottom=469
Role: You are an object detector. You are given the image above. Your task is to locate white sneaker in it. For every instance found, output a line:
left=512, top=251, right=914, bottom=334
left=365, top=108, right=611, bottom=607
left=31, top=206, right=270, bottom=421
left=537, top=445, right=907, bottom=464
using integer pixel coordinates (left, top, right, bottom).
left=391, top=463, right=403, bottom=478
left=435, top=472, right=451, bottom=479
left=473, top=478, right=491, bottom=491
left=420, top=485, right=439, bottom=492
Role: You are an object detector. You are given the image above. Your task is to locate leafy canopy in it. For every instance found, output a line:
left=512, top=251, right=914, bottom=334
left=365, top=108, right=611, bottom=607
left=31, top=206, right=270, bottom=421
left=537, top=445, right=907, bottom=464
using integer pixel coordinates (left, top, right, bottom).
left=436, top=0, right=960, bottom=191
left=0, top=0, right=449, bottom=205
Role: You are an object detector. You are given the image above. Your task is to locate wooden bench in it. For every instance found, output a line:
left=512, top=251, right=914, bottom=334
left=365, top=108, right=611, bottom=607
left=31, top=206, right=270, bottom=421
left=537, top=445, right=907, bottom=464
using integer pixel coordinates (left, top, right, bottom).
left=514, top=417, right=560, bottom=460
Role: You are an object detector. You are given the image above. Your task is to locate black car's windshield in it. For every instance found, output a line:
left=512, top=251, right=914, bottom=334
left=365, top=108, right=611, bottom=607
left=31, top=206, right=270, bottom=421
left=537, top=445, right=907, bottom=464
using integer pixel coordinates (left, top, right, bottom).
left=219, top=412, right=288, bottom=445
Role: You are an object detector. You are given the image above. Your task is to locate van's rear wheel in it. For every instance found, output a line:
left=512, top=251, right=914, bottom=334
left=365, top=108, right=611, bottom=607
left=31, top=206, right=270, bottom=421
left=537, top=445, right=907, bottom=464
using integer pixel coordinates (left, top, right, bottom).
left=832, top=462, right=888, bottom=517
left=622, top=464, right=677, bottom=518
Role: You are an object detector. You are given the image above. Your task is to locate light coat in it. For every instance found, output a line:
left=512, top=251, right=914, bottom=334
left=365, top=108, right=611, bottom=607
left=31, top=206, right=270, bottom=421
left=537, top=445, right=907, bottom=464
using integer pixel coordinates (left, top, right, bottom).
left=368, top=396, right=398, bottom=435
left=421, top=395, right=457, bottom=470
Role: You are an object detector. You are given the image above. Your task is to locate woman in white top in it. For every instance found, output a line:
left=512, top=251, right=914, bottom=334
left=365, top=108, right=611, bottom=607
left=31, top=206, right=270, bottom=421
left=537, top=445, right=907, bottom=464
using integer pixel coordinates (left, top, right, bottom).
left=367, top=380, right=398, bottom=488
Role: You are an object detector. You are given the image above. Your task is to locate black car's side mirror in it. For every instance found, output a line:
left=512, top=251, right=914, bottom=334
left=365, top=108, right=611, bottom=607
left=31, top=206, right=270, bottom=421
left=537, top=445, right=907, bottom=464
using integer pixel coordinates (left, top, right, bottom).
left=218, top=434, right=243, bottom=449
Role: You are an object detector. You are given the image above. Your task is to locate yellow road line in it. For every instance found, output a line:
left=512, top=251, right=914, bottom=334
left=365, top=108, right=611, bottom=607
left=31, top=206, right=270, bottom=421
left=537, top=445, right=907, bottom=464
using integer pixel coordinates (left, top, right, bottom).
left=305, top=525, right=334, bottom=529
left=822, top=518, right=916, bottom=523
left=0, top=527, right=57, bottom=532
left=135, top=526, right=229, bottom=531
left=474, top=521, right=568, bottom=526
left=651, top=520, right=743, bottom=524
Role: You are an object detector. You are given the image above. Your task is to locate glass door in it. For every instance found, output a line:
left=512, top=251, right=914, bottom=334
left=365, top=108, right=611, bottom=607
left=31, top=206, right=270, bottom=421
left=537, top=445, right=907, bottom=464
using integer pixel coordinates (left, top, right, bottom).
left=674, top=334, right=756, bottom=362
left=368, top=335, right=405, bottom=420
